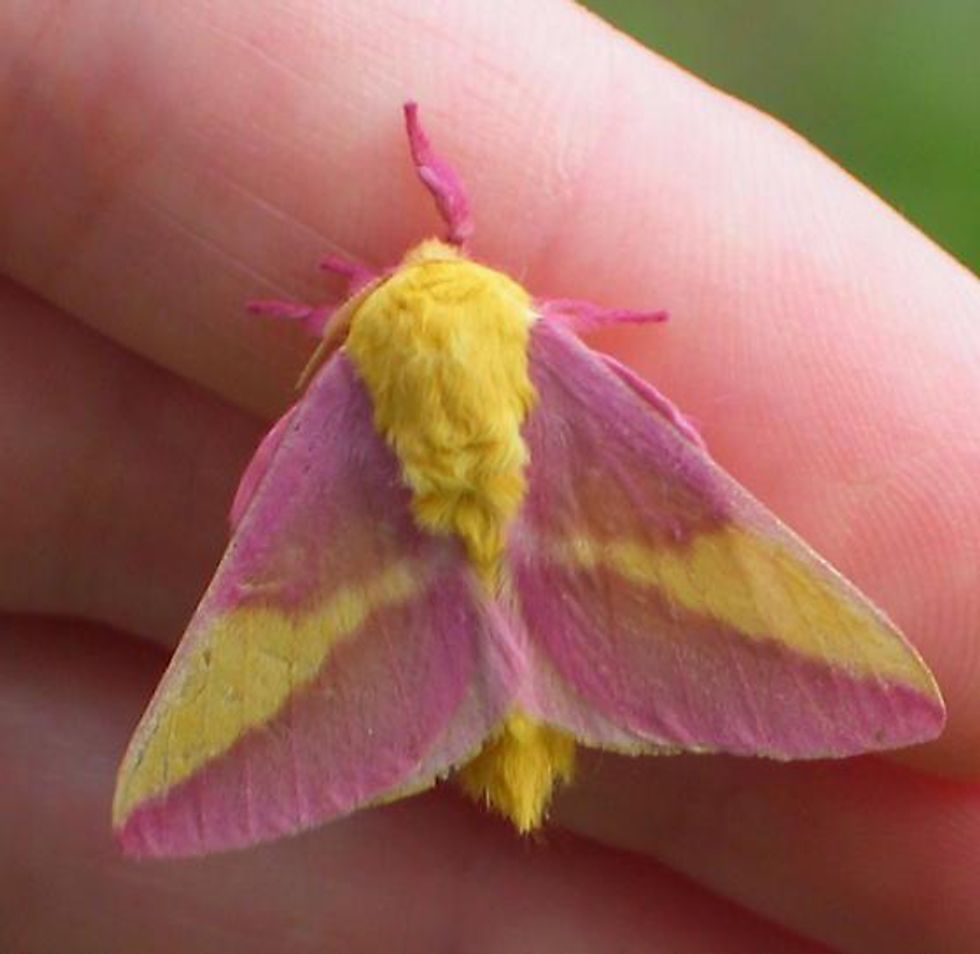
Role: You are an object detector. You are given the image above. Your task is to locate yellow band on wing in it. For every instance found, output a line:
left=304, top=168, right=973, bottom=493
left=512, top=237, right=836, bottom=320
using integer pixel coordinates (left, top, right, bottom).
left=113, top=562, right=423, bottom=824
left=551, top=526, right=936, bottom=693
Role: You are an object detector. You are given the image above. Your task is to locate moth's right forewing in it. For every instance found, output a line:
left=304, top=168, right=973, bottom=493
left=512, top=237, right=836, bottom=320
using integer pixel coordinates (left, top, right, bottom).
left=509, top=320, right=944, bottom=759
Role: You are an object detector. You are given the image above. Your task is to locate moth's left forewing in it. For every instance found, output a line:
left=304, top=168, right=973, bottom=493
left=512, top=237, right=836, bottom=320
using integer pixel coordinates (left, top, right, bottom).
left=114, top=355, right=517, bottom=858
left=510, top=319, right=944, bottom=759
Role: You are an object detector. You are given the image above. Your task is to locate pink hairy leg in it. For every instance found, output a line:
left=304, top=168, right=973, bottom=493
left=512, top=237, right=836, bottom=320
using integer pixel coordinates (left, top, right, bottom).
left=404, top=102, right=474, bottom=246
left=536, top=299, right=700, bottom=444
left=600, top=353, right=706, bottom=449
left=539, top=298, right=668, bottom=333
left=246, top=299, right=335, bottom=338
left=228, top=403, right=298, bottom=529
left=318, top=254, right=378, bottom=294
left=246, top=254, right=377, bottom=339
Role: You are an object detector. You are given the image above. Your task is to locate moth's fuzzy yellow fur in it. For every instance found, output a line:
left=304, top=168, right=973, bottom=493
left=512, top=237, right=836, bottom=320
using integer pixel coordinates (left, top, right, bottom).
left=346, top=241, right=535, bottom=586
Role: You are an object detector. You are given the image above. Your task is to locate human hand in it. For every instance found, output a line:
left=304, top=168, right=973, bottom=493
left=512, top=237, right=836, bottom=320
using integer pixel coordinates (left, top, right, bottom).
left=2, top=2, right=979, bottom=952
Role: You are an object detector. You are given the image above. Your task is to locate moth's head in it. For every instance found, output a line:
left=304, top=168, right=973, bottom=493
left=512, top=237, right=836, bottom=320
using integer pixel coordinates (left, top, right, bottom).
left=295, top=103, right=484, bottom=388
left=400, top=238, right=464, bottom=268
left=358, top=238, right=528, bottom=332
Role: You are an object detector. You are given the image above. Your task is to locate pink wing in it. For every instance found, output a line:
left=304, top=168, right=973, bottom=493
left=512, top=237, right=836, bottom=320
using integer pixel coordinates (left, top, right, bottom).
left=114, top=354, right=519, bottom=857
left=510, top=319, right=944, bottom=758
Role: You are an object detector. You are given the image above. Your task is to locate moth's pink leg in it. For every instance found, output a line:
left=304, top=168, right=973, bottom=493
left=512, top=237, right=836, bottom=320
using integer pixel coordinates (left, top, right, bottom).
left=229, top=403, right=298, bottom=529
left=247, top=253, right=378, bottom=339
left=319, top=254, right=379, bottom=295
left=404, top=101, right=474, bottom=246
left=537, top=300, right=698, bottom=441
left=538, top=298, right=668, bottom=333
left=600, top=352, right=706, bottom=449
left=246, top=299, right=335, bottom=338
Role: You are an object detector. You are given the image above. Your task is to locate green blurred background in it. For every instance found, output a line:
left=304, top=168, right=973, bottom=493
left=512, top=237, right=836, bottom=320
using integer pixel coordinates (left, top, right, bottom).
left=583, top=1, right=979, bottom=271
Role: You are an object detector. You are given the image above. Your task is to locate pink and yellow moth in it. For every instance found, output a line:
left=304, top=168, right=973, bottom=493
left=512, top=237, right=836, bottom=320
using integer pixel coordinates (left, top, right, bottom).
left=113, top=103, right=945, bottom=858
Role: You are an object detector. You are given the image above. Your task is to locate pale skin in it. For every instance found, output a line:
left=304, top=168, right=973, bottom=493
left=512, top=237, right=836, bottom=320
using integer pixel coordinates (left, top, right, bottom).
left=1, top=1, right=979, bottom=952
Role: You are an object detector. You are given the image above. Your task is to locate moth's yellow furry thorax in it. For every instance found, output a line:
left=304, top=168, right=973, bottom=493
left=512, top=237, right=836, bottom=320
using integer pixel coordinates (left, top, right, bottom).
left=345, top=241, right=573, bottom=831
left=345, top=241, right=536, bottom=586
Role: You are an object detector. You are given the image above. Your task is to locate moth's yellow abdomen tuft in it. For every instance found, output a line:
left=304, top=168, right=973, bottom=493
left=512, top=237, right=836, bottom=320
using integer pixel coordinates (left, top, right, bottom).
left=457, top=711, right=576, bottom=832
left=345, top=241, right=536, bottom=587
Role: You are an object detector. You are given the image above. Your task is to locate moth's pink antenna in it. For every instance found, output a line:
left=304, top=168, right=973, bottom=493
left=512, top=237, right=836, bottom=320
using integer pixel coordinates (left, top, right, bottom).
left=404, top=101, right=474, bottom=247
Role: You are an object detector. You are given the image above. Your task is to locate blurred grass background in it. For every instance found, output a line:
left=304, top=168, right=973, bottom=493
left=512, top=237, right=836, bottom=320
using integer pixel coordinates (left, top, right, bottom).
left=583, top=1, right=979, bottom=271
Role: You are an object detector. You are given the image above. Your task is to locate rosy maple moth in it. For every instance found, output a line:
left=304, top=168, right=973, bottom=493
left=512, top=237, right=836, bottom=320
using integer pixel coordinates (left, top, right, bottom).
left=113, top=103, right=945, bottom=857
